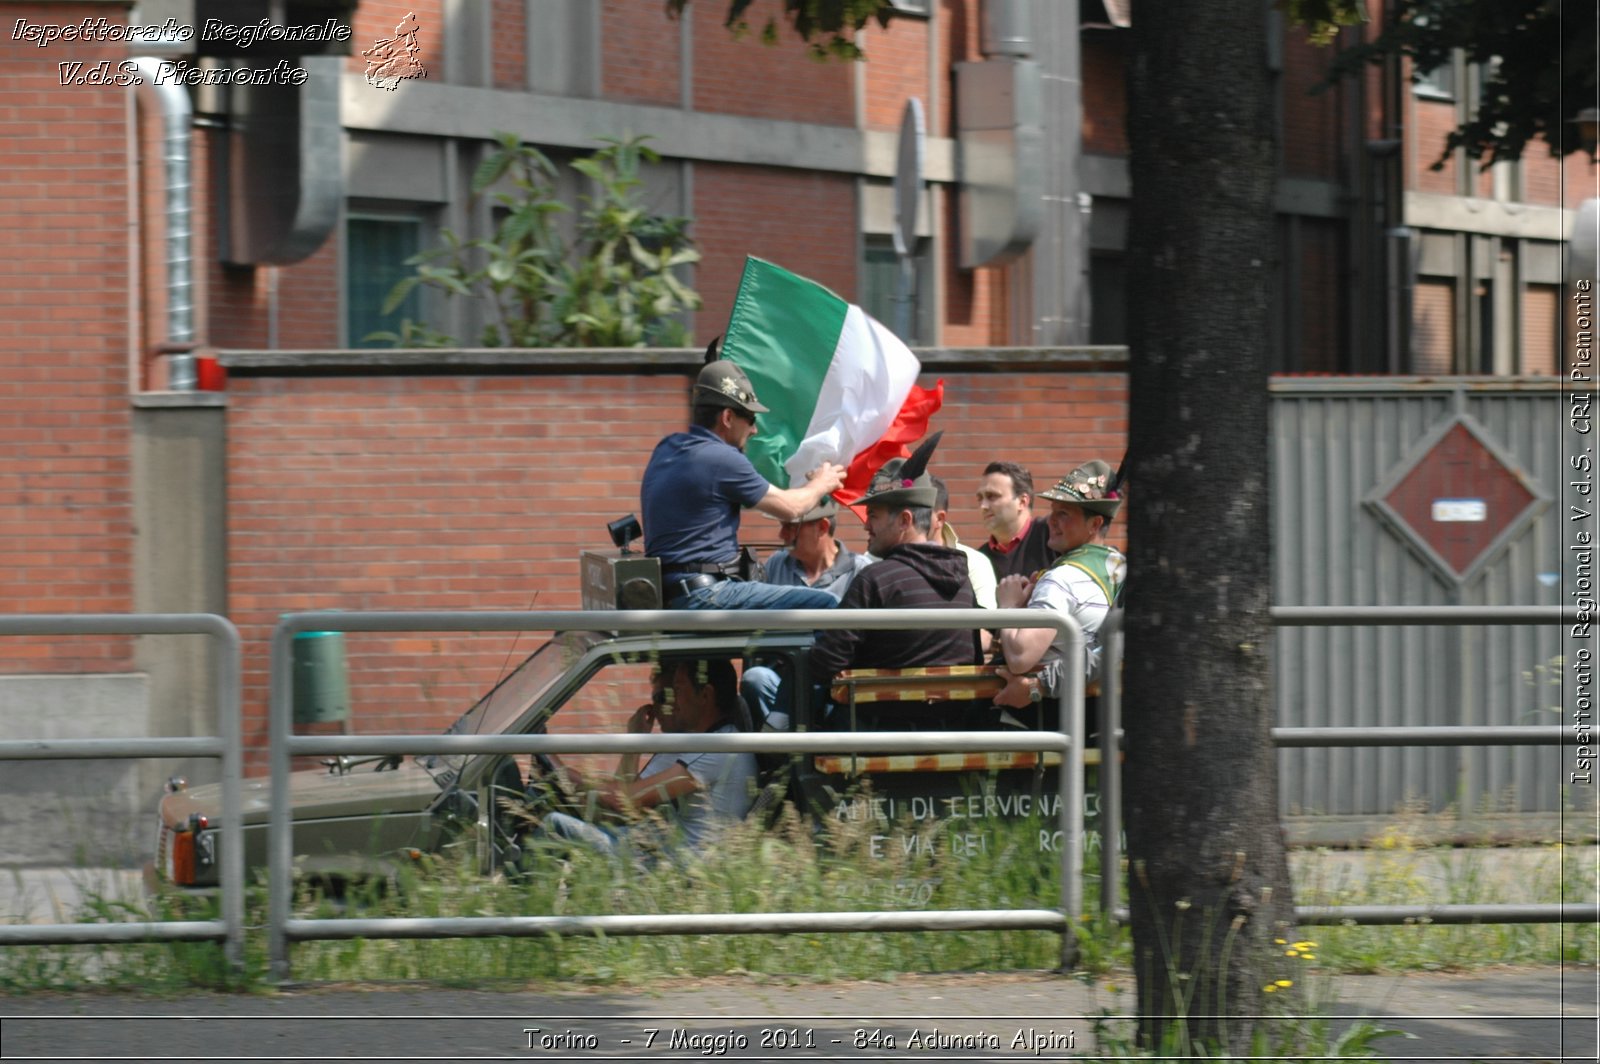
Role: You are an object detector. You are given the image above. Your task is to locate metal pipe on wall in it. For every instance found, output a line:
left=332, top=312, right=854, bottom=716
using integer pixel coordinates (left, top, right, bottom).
left=131, top=57, right=195, bottom=391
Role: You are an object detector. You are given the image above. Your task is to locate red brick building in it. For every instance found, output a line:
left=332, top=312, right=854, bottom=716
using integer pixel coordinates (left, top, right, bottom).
left=0, top=0, right=1589, bottom=854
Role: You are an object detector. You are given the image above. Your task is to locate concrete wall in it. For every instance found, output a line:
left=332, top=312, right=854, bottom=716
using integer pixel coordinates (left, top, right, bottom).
left=0, top=675, right=152, bottom=866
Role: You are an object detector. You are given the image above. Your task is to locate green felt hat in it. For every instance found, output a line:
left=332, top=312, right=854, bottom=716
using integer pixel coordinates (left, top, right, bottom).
left=860, top=432, right=942, bottom=510
left=694, top=354, right=768, bottom=416
left=1038, top=458, right=1123, bottom=517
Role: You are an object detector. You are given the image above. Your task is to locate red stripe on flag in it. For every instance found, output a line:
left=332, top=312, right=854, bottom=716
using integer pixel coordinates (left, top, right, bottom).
left=837, top=380, right=945, bottom=520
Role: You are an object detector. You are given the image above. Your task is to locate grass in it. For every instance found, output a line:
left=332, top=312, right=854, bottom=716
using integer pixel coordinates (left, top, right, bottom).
left=0, top=807, right=1593, bottom=995
left=1288, top=819, right=1600, bottom=973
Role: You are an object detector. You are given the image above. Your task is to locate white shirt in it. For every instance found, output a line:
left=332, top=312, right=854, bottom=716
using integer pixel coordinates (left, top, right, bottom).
left=1028, top=549, right=1127, bottom=681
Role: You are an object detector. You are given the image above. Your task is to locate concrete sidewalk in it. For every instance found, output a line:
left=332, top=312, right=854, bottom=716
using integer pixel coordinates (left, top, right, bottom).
left=1, top=967, right=1595, bottom=1062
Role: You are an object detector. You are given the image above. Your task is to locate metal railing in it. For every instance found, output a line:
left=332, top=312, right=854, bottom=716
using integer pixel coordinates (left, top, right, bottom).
left=267, top=608, right=1086, bottom=981
left=9, top=604, right=1586, bottom=979
left=1097, top=605, right=1597, bottom=926
left=0, top=614, right=243, bottom=968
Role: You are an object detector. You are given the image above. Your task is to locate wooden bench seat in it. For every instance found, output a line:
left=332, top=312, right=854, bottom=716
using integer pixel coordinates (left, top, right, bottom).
left=830, top=664, right=1102, bottom=706
left=818, top=665, right=1110, bottom=776
left=812, top=749, right=1104, bottom=775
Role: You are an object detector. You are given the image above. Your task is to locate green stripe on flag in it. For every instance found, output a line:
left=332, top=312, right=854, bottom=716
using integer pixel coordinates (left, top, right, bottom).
left=721, top=257, right=848, bottom=487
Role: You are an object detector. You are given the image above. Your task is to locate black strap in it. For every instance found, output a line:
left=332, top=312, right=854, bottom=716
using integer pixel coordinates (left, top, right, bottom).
left=661, top=560, right=739, bottom=577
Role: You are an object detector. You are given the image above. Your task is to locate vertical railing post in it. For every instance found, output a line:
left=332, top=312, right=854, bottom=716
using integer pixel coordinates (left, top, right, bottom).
left=213, top=616, right=245, bottom=971
left=1099, top=612, right=1124, bottom=922
left=267, top=618, right=296, bottom=982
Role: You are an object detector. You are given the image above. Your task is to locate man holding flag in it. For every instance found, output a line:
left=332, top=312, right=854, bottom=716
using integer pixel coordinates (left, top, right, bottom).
left=642, top=358, right=846, bottom=610
left=718, top=257, right=943, bottom=516
left=643, top=257, right=942, bottom=611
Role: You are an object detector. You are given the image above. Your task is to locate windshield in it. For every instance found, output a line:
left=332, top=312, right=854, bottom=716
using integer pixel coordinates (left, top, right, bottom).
left=427, top=631, right=603, bottom=774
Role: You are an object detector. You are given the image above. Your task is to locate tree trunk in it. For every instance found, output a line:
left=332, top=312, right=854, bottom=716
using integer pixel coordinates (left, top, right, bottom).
left=1123, top=0, right=1297, bottom=1051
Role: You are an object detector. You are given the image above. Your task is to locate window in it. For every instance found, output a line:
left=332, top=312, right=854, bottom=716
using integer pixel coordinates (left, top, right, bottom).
left=346, top=215, right=423, bottom=348
left=885, top=0, right=931, bottom=16
left=1088, top=252, right=1127, bottom=346
left=1413, top=51, right=1456, bottom=100
left=861, top=239, right=930, bottom=345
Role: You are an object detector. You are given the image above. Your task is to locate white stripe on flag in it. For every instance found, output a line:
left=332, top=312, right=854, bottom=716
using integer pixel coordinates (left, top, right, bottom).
left=783, top=305, right=920, bottom=486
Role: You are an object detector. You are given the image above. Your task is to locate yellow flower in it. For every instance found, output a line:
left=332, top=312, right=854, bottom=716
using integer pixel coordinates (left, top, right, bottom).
left=1285, top=949, right=1299, bottom=957
left=1263, top=984, right=1278, bottom=993
left=1302, top=954, right=1317, bottom=960
left=1274, top=937, right=1287, bottom=945
left=1275, top=979, right=1293, bottom=988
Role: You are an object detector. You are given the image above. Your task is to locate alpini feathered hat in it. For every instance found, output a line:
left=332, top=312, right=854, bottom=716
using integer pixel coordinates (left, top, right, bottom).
left=1038, top=458, right=1124, bottom=518
left=860, top=432, right=943, bottom=510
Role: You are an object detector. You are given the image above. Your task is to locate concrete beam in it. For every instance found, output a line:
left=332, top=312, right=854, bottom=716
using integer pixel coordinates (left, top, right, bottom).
left=340, top=75, right=957, bottom=183
left=1406, top=192, right=1571, bottom=241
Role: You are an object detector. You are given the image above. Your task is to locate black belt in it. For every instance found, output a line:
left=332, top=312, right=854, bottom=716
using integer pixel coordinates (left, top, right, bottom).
left=662, top=561, right=738, bottom=577
left=665, top=572, right=729, bottom=599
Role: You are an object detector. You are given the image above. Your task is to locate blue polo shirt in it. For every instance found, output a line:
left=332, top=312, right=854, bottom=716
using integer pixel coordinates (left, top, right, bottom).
left=641, top=425, right=771, bottom=566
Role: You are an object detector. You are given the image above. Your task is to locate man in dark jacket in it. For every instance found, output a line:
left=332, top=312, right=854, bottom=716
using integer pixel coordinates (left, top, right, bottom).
left=810, top=435, right=982, bottom=680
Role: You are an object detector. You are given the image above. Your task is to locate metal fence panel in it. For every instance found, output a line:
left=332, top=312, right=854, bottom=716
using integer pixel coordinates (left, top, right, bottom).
left=1271, top=381, right=1576, bottom=822
left=0, top=614, right=243, bottom=969
left=266, top=608, right=1087, bottom=982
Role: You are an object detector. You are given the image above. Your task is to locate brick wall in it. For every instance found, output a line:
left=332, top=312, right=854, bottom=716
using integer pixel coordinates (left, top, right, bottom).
left=492, top=0, right=525, bottom=91
left=602, top=0, right=682, bottom=106
left=1412, top=280, right=1455, bottom=373
left=224, top=368, right=1128, bottom=771
left=1411, top=96, right=1464, bottom=197
left=860, top=14, right=928, bottom=131
left=1281, top=28, right=1341, bottom=181
left=0, top=3, right=136, bottom=673
left=691, top=0, right=854, bottom=125
left=1522, top=283, right=1558, bottom=375
left=1080, top=33, right=1127, bottom=157
left=348, top=0, right=443, bottom=80
left=691, top=164, right=859, bottom=340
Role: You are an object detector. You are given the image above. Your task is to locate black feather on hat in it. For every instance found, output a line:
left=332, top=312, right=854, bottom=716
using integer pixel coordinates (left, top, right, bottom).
left=860, top=431, right=943, bottom=509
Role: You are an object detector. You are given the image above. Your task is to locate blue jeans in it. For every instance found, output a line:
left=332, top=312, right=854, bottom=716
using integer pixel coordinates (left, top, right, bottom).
left=668, top=579, right=838, bottom=611
left=543, top=811, right=624, bottom=856
left=740, top=665, right=789, bottom=731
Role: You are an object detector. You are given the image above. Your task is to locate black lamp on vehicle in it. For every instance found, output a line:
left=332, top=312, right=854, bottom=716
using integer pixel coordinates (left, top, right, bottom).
left=607, top=513, right=643, bottom=555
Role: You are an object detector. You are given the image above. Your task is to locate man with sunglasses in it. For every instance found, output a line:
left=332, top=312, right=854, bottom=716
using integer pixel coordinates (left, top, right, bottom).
left=641, top=358, right=846, bottom=610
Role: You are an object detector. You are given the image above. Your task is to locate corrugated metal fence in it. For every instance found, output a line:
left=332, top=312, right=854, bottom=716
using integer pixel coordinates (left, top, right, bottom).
left=1272, top=378, right=1582, bottom=824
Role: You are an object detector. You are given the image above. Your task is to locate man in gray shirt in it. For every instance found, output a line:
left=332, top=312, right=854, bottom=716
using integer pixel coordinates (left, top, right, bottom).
left=544, top=658, right=756, bottom=857
left=761, top=496, right=871, bottom=602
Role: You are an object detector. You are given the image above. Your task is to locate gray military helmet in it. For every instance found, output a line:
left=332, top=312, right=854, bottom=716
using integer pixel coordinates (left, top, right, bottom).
left=694, top=360, right=769, bottom=416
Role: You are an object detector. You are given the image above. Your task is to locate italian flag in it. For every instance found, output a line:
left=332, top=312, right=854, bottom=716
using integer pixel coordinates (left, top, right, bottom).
left=720, top=257, right=943, bottom=510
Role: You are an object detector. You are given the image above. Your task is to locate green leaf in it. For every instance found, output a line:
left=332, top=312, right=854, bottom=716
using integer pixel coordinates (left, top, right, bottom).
left=380, top=275, right=422, bottom=316
left=470, top=147, right=515, bottom=195
left=569, top=157, right=606, bottom=183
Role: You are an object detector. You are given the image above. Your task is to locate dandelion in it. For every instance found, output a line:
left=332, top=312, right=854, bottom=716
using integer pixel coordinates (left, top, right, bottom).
left=1285, top=949, right=1299, bottom=957
left=1263, top=983, right=1279, bottom=993
left=1274, top=937, right=1287, bottom=945
left=1275, top=979, right=1292, bottom=988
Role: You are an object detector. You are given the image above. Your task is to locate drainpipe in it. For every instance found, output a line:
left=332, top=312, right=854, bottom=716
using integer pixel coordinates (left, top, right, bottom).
left=131, top=57, right=195, bottom=391
left=981, top=0, right=1031, bottom=58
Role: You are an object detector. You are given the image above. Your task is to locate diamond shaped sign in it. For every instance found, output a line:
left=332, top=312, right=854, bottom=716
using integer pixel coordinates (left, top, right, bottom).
left=1365, top=416, right=1550, bottom=586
